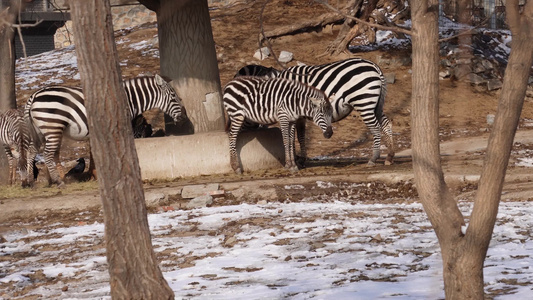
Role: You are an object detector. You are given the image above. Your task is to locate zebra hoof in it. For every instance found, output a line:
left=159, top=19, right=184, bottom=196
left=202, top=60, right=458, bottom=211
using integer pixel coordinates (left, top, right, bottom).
left=286, top=166, right=299, bottom=173
left=384, top=160, right=393, bottom=166
left=234, top=168, right=243, bottom=175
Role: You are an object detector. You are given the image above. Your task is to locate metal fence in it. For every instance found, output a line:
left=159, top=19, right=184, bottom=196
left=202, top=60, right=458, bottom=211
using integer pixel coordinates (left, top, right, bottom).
left=440, top=0, right=526, bottom=29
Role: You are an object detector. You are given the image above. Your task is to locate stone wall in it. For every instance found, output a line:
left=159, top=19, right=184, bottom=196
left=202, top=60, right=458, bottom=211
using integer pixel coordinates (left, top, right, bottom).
left=54, top=4, right=156, bottom=48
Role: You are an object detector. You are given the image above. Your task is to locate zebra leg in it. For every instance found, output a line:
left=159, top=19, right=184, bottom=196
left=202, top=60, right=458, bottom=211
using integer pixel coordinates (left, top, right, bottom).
left=280, top=119, right=298, bottom=172
left=380, top=115, right=395, bottom=165
left=43, top=142, right=65, bottom=187
left=367, top=121, right=382, bottom=166
left=23, top=148, right=37, bottom=188
left=4, top=146, right=15, bottom=185
left=295, top=118, right=307, bottom=168
left=228, top=115, right=245, bottom=174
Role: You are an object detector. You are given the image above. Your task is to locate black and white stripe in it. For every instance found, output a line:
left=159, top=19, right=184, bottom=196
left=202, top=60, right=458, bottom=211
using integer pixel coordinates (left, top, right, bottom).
left=24, top=74, right=185, bottom=186
left=0, top=109, right=26, bottom=185
left=223, top=76, right=333, bottom=173
left=234, top=64, right=280, bottom=78
left=277, top=58, right=394, bottom=165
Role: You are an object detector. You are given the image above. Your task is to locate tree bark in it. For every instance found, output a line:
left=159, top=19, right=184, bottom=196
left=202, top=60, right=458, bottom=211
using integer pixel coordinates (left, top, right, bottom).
left=155, top=0, right=225, bottom=134
left=0, top=0, right=23, bottom=186
left=0, top=0, right=19, bottom=112
left=69, top=1, right=174, bottom=298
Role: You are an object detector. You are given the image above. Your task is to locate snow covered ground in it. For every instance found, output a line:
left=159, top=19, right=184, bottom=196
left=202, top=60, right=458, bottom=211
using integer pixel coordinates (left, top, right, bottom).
left=1, top=179, right=533, bottom=299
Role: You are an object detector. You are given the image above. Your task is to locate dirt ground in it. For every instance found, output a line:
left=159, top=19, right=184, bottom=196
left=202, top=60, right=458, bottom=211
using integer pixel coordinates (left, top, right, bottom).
left=3, top=0, right=533, bottom=241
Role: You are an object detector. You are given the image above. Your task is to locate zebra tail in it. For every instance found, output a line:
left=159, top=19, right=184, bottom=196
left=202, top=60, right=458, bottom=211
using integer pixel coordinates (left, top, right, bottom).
left=24, top=102, right=44, bottom=153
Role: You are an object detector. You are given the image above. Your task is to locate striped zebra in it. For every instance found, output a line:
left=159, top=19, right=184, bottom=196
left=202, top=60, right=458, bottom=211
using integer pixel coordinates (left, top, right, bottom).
left=234, top=64, right=280, bottom=78
left=24, top=74, right=185, bottom=187
left=0, top=109, right=26, bottom=185
left=277, top=58, right=394, bottom=165
left=223, top=76, right=333, bottom=174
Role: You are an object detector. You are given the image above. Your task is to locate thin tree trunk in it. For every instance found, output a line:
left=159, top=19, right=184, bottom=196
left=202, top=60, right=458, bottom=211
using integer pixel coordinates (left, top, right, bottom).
left=69, top=0, right=174, bottom=298
left=456, top=0, right=533, bottom=297
left=0, top=0, right=23, bottom=186
left=157, top=0, right=225, bottom=134
left=411, top=0, right=478, bottom=298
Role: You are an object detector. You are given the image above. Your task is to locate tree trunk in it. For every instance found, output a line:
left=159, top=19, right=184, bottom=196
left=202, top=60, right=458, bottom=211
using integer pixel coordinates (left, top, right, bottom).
left=412, top=1, right=533, bottom=298
left=157, top=0, right=225, bottom=134
left=69, top=1, right=174, bottom=299
left=410, top=0, right=478, bottom=298
left=0, top=0, right=23, bottom=185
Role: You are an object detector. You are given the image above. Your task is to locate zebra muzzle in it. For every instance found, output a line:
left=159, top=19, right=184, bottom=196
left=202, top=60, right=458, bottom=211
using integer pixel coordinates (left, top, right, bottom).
left=323, top=126, right=333, bottom=139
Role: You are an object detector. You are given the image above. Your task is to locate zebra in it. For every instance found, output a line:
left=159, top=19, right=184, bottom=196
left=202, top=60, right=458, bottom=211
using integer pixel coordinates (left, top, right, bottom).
left=234, top=64, right=280, bottom=78
left=223, top=76, right=333, bottom=174
left=24, top=74, right=185, bottom=187
left=0, top=109, right=26, bottom=185
left=277, top=58, right=394, bottom=166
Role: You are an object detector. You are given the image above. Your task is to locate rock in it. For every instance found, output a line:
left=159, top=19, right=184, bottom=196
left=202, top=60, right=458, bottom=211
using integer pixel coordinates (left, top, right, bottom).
left=181, top=183, right=220, bottom=199
left=278, top=50, right=293, bottom=63
left=186, top=195, right=213, bottom=209
left=439, top=69, right=452, bottom=79
left=487, top=114, right=495, bottom=126
left=487, top=78, right=503, bottom=91
left=253, top=47, right=270, bottom=60
left=481, top=59, right=494, bottom=70
left=224, top=236, right=237, bottom=247
left=453, top=64, right=472, bottom=79
left=145, top=192, right=168, bottom=206
left=465, top=73, right=486, bottom=85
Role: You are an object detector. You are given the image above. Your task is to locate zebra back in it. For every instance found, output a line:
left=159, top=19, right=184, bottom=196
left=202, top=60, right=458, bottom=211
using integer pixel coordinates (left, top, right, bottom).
left=123, top=74, right=184, bottom=123
left=223, top=76, right=332, bottom=127
left=25, top=86, right=87, bottom=148
left=279, top=58, right=387, bottom=122
left=234, top=65, right=280, bottom=78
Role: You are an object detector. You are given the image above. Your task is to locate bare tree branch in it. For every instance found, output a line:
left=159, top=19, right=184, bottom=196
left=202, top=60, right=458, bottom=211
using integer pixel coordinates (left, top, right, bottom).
left=314, top=0, right=413, bottom=36
left=258, top=0, right=286, bottom=70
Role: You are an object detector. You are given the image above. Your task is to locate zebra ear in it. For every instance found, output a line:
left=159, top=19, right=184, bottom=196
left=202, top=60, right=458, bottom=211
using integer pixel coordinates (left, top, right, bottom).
left=309, top=96, right=322, bottom=106
left=154, top=74, right=167, bottom=86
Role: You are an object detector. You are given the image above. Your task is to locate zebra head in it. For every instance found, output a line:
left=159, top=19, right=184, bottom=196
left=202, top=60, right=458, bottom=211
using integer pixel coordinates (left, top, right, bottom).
left=155, top=74, right=186, bottom=123
left=309, top=94, right=333, bottom=139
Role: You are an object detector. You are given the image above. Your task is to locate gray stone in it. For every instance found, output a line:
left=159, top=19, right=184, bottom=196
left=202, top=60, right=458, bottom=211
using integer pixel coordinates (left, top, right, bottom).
left=186, top=195, right=213, bottom=209
left=453, top=64, right=472, bottom=79
left=439, top=69, right=451, bottom=79
left=145, top=192, right=168, bottom=206
left=278, top=51, right=293, bottom=63
left=181, top=183, right=220, bottom=199
left=465, top=73, right=486, bottom=85
left=253, top=47, right=270, bottom=60
left=487, top=78, right=503, bottom=91
left=487, top=114, right=495, bottom=126
left=481, top=59, right=494, bottom=70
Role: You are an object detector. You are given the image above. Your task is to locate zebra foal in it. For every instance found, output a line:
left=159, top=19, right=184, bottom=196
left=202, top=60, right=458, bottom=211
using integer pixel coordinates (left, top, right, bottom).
left=24, top=74, right=185, bottom=187
left=223, top=76, right=333, bottom=174
left=0, top=109, right=26, bottom=185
